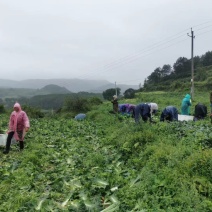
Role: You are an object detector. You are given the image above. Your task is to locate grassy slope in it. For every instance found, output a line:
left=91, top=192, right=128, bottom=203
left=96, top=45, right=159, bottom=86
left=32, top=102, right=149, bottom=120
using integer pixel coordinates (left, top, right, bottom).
left=0, top=91, right=212, bottom=211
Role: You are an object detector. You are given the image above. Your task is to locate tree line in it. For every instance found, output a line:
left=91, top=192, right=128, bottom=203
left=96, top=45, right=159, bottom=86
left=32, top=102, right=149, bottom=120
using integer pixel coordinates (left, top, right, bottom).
left=101, top=51, right=212, bottom=99
left=143, top=51, right=212, bottom=91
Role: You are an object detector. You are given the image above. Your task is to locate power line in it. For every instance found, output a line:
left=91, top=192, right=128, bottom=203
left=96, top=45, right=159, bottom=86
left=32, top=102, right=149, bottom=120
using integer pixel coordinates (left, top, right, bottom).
left=70, top=21, right=212, bottom=88
left=118, top=79, right=143, bottom=84
left=78, top=34, right=189, bottom=80
left=76, top=29, right=190, bottom=80
left=77, top=22, right=212, bottom=81
left=195, top=28, right=212, bottom=36
left=195, top=24, right=212, bottom=32
left=83, top=37, right=189, bottom=81
left=192, top=20, right=212, bottom=29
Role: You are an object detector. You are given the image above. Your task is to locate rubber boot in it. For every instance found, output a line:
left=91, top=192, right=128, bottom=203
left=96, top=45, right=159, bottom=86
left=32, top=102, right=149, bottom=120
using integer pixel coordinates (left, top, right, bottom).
left=19, top=141, right=24, bottom=151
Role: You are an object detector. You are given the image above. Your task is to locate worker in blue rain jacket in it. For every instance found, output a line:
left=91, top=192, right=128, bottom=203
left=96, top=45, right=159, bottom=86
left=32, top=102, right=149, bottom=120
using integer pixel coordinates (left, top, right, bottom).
left=160, top=106, right=178, bottom=122
left=181, top=94, right=191, bottom=115
left=134, top=103, right=151, bottom=123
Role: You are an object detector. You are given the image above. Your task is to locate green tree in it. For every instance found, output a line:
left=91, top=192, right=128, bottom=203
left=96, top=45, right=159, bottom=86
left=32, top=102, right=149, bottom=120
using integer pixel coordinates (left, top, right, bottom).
left=201, top=51, right=212, bottom=66
left=147, top=67, right=161, bottom=84
left=0, top=98, right=4, bottom=104
left=102, top=88, right=121, bottom=100
left=22, top=105, right=44, bottom=118
left=173, top=57, right=190, bottom=77
left=124, top=88, right=136, bottom=99
left=88, top=97, right=103, bottom=106
left=63, top=97, right=90, bottom=113
left=161, top=64, right=172, bottom=77
left=0, top=104, right=6, bottom=113
left=194, top=55, right=201, bottom=68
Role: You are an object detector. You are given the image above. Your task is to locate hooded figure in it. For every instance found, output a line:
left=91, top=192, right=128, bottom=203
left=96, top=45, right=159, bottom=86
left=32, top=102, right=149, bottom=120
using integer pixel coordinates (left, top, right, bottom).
left=181, top=94, right=191, bottom=115
left=194, top=103, right=207, bottom=121
left=160, top=106, right=178, bottom=122
left=134, top=103, right=151, bottom=123
left=3, top=103, right=30, bottom=154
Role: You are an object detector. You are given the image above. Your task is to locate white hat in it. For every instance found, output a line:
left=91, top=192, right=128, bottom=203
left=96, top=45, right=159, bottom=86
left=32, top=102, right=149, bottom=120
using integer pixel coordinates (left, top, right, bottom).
left=150, top=103, right=158, bottom=110
left=113, top=95, right=117, bottom=99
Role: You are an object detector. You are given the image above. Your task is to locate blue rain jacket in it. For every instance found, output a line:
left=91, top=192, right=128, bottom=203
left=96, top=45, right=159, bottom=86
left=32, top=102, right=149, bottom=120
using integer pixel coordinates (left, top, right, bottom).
left=134, top=103, right=151, bottom=123
left=160, top=106, right=178, bottom=122
left=181, top=94, right=191, bottom=115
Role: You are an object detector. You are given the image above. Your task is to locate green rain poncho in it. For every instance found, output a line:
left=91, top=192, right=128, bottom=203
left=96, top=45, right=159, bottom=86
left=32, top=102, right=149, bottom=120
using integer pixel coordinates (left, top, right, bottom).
left=181, top=94, right=191, bottom=115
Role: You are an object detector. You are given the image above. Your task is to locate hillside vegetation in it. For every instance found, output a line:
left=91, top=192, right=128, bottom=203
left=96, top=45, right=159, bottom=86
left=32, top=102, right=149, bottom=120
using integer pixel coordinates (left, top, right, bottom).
left=3, top=92, right=103, bottom=110
left=143, top=51, right=212, bottom=92
left=0, top=91, right=212, bottom=211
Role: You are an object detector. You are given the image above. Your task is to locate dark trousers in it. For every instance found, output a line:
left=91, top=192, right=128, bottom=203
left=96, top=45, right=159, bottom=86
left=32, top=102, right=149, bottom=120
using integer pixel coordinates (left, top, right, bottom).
left=5, top=131, right=24, bottom=152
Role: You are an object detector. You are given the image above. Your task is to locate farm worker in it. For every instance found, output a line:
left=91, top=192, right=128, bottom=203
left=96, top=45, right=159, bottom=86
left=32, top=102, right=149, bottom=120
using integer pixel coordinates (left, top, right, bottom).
left=127, top=104, right=136, bottom=117
left=193, top=103, right=207, bottom=121
left=3, top=102, right=30, bottom=154
left=118, top=104, right=129, bottom=114
left=148, top=103, right=158, bottom=115
left=75, top=113, right=86, bottom=120
left=181, top=94, right=191, bottom=115
left=134, top=103, right=151, bottom=123
left=160, top=106, right=178, bottom=122
left=111, top=95, right=118, bottom=113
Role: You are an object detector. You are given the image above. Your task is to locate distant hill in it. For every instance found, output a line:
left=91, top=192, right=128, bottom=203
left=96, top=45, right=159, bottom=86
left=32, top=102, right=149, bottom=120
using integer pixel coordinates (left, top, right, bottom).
left=0, top=88, right=37, bottom=99
left=0, top=84, right=71, bottom=99
left=0, top=78, right=138, bottom=93
left=38, top=84, right=71, bottom=94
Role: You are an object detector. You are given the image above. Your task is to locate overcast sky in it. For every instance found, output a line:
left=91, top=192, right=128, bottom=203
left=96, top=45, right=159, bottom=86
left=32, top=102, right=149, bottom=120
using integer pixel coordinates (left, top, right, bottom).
left=0, top=0, right=212, bottom=86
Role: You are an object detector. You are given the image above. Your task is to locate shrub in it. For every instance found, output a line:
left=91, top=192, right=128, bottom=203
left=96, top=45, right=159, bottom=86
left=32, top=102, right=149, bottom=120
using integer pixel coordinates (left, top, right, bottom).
left=63, top=97, right=90, bottom=113
left=0, top=104, right=6, bottom=113
left=21, top=105, right=44, bottom=118
left=88, top=97, right=103, bottom=106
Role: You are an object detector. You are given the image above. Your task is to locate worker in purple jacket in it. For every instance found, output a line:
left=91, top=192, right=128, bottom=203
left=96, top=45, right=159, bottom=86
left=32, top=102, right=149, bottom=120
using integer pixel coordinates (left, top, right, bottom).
left=127, top=104, right=136, bottom=117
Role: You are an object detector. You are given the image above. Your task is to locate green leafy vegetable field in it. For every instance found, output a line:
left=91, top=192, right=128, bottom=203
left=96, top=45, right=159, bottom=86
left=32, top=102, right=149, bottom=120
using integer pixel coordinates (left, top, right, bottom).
left=0, top=92, right=212, bottom=211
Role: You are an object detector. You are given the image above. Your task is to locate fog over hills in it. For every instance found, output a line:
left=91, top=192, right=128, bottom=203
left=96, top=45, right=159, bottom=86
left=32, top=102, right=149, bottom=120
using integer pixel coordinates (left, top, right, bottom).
left=0, top=79, right=138, bottom=93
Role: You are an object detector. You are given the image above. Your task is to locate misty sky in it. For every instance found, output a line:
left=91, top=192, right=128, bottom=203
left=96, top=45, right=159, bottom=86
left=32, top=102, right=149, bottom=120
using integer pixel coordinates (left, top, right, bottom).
left=0, top=0, right=212, bottom=86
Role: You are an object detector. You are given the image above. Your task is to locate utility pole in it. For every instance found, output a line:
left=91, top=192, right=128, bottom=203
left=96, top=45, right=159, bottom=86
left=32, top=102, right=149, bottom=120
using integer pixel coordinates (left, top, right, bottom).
left=187, top=28, right=195, bottom=100
left=115, top=81, right=117, bottom=96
